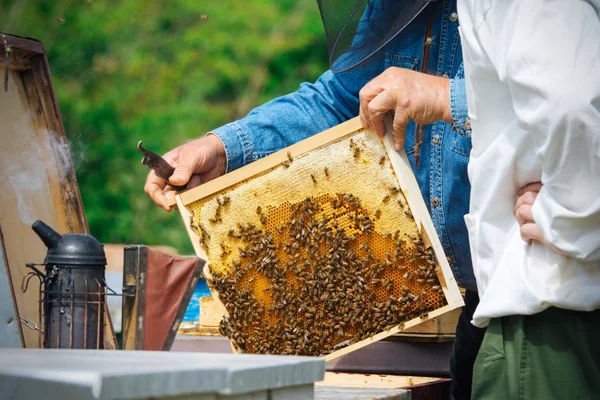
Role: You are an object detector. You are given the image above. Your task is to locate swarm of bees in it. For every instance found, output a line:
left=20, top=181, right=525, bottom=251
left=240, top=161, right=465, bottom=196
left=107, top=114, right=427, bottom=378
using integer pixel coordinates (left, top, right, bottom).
left=189, top=135, right=446, bottom=357
left=198, top=192, right=445, bottom=357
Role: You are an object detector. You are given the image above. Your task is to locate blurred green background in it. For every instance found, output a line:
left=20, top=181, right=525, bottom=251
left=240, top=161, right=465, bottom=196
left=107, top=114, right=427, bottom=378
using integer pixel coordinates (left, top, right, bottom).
left=1, top=0, right=328, bottom=254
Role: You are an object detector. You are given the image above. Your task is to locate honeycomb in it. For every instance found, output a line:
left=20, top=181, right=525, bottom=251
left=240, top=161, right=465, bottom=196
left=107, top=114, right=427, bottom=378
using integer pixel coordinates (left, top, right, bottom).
left=187, top=129, right=446, bottom=356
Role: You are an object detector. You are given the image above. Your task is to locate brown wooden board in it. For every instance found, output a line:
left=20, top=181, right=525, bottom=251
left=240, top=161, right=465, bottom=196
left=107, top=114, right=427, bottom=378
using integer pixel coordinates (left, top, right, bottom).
left=0, top=34, right=113, bottom=348
left=174, top=117, right=463, bottom=360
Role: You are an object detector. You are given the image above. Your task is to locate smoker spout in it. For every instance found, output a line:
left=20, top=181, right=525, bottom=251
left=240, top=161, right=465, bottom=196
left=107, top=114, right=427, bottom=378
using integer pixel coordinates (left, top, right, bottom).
left=31, top=220, right=62, bottom=249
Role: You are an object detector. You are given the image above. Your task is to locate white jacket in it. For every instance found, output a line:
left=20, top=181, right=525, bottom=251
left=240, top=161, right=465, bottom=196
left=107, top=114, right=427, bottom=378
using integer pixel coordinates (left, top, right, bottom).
left=457, top=0, right=600, bottom=327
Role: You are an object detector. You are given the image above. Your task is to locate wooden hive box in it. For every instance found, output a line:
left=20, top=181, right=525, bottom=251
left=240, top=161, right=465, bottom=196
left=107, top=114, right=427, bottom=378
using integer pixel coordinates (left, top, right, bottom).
left=173, top=117, right=464, bottom=360
left=0, top=33, right=115, bottom=349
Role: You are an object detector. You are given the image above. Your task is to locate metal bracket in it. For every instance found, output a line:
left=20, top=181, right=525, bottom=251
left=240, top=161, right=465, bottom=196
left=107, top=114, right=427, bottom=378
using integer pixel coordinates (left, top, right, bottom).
left=19, top=316, right=44, bottom=333
left=122, top=284, right=137, bottom=297
left=2, top=33, right=11, bottom=93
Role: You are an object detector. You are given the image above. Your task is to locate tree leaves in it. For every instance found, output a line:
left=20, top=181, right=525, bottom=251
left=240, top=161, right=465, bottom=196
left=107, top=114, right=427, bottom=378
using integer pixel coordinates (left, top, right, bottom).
left=2, top=0, right=328, bottom=253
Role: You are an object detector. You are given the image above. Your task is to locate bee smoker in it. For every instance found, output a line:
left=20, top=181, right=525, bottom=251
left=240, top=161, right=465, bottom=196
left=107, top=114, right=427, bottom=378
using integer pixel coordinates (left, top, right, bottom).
left=26, top=220, right=107, bottom=349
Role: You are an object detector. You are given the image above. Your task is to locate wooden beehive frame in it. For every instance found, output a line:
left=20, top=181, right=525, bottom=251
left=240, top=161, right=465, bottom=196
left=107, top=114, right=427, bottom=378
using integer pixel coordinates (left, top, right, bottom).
left=173, top=117, right=464, bottom=361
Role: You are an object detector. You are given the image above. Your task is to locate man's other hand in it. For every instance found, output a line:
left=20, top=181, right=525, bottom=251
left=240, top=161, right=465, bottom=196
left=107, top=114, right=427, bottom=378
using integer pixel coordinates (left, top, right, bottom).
left=515, top=182, right=567, bottom=256
left=359, top=67, right=453, bottom=151
left=144, top=134, right=226, bottom=212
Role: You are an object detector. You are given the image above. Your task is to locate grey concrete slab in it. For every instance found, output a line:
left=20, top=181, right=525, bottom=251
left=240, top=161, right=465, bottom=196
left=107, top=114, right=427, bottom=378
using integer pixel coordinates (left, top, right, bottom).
left=315, top=386, right=411, bottom=400
left=270, top=384, right=314, bottom=400
left=0, top=349, right=324, bottom=400
left=172, top=335, right=233, bottom=353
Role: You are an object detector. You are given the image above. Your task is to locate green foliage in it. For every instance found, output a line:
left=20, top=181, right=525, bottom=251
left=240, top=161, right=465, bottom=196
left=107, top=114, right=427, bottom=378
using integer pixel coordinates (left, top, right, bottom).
left=1, top=0, right=328, bottom=253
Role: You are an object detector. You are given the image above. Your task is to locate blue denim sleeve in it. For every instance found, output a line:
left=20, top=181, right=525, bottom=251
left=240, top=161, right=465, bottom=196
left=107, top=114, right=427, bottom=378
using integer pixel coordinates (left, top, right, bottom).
left=449, top=63, right=472, bottom=136
left=211, top=64, right=380, bottom=172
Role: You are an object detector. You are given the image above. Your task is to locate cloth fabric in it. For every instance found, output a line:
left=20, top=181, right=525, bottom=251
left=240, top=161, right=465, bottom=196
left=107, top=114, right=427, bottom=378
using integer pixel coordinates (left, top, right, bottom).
left=213, top=0, right=477, bottom=291
left=449, top=290, right=486, bottom=400
left=318, top=0, right=431, bottom=72
left=472, top=307, right=600, bottom=400
left=457, top=0, right=600, bottom=328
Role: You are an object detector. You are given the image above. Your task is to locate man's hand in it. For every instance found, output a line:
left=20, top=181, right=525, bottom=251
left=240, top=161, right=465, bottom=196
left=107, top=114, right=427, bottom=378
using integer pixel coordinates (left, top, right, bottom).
left=515, top=182, right=543, bottom=244
left=359, top=67, right=453, bottom=151
left=144, top=134, right=226, bottom=212
left=514, top=182, right=567, bottom=256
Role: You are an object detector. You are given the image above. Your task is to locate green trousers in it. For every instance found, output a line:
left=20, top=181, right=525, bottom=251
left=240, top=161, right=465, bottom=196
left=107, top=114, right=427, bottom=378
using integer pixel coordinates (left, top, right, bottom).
left=472, top=307, right=600, bottom=400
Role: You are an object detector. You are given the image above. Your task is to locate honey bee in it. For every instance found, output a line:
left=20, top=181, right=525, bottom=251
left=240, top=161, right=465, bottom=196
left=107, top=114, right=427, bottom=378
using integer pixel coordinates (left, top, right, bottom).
left=379, top=155, right=386, bottom=165
left=404, top=210, right=413, bottom=219
left=282, top=160, right=291, bottom=168
left=256, top=206, right=262, bottom=215
left=287, top=151, right=293, bottom=162
left=353, top=146, right=361, bottom=158
left=324, top=167, right=330, bottom=177
left=382, top=195, right=391, bottom=203
left=375, top=209, right=381, bottom=219
left=311, top=174, right=317, bottom=183
left=260, top=214, right=267, bottom=224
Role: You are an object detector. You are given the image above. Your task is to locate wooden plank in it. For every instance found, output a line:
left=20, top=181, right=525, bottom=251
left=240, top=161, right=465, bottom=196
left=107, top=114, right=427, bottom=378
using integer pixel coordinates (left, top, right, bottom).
left=23, top=55, right=88, bottom=234
left=173, top=116, right=464, bottom=360
left=399, top=307, right=460, bottom=336
left=322, top=304, right=455, bottom=361
left=121, top=246, right=142, bottom=350
left=177, top=296, right=223, bottom=336
left=381, top=125, right=463, bottom=311
left=0, top=34, right=44, bottom=56
left=317, top=372, right=440, bottom=389
left=168, top=118, right=363, bottom=208
left=0, top=37, right=113, bottom=349
left=0, top=67, right=85, bottom=348
left=200, top=296, right=222, bottom=329
left=0, top=34, right=44, bottom=73
left=315, top=386, right=410, bottom=400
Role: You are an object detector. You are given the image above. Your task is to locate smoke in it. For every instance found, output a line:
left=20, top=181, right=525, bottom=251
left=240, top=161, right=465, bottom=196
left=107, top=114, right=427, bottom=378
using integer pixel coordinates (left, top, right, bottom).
left=2, top=138, right=47, bottom=225
left=67, top=132, right=87, bottom=174
left=0, top=129, right=83, bottom=226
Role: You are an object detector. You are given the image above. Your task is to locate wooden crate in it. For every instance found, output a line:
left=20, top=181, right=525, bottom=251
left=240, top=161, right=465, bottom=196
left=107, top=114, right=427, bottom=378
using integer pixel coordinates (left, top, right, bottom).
left=0, top=34, right=89, bottom=348
left=173, top=117, right=464, bottom=360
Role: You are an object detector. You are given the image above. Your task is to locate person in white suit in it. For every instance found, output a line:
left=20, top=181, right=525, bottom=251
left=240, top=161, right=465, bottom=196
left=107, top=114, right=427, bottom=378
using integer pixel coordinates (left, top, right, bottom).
left=457, top=0, right=600, bottom=398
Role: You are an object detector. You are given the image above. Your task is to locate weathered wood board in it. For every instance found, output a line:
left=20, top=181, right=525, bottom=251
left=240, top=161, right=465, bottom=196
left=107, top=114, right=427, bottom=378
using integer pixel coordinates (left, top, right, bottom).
left=0, top=34, right=90, bottom=348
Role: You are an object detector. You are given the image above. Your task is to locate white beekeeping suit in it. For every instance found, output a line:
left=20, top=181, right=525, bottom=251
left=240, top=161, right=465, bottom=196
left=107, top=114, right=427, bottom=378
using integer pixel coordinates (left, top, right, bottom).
left=457, top=0, right=600, bottom=328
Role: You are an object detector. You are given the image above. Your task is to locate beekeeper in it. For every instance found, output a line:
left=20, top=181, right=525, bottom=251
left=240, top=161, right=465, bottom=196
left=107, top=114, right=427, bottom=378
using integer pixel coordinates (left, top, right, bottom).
left=457, top=0, right=600, bottom=398
left=145, top=2, right=481, bottom=398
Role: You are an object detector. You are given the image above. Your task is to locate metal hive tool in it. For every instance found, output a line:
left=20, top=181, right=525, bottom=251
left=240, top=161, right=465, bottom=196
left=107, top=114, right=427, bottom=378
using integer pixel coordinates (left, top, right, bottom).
left=174, top=117, right=464, bottom=360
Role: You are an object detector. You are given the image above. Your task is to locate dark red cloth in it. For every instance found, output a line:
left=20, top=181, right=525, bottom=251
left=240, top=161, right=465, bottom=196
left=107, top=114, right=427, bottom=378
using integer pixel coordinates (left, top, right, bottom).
left=144, top=250, right=198, bottom=350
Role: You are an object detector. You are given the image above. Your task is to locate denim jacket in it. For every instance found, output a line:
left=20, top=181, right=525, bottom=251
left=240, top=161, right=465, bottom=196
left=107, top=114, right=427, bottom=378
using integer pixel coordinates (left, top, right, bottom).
left=213, top=0, right=475, bottom=291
